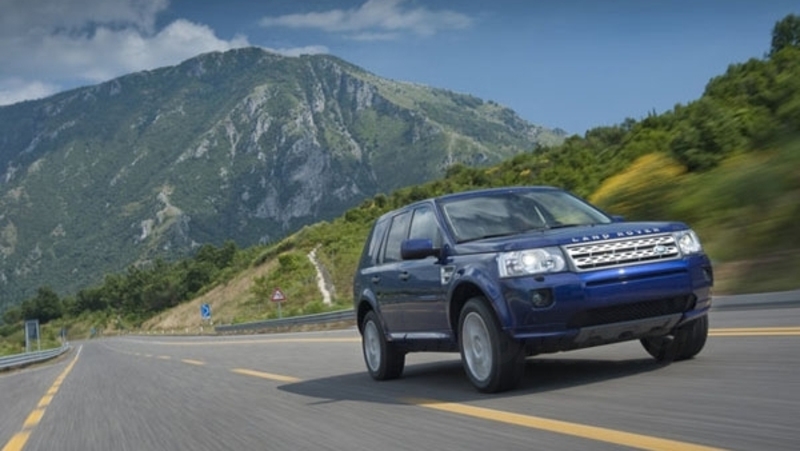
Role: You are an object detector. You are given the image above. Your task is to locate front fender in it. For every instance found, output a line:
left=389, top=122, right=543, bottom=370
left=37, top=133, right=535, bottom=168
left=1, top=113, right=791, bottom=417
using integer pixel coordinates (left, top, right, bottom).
left=448, top=264, right=514, bottom=330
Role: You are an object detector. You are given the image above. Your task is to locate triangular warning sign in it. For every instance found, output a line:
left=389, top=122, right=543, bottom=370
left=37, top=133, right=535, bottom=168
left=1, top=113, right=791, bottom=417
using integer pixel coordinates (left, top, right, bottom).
left=271, top=288, right=286, bottom=302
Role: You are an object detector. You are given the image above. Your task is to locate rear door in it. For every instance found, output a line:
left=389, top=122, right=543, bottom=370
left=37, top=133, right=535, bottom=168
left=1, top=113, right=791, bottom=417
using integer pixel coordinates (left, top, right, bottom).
left=372, top=210, right=412, bottom=334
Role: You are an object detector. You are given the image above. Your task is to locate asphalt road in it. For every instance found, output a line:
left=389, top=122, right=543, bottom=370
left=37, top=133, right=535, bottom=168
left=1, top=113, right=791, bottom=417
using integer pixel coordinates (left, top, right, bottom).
left=2, top=295, right=799, bottom=451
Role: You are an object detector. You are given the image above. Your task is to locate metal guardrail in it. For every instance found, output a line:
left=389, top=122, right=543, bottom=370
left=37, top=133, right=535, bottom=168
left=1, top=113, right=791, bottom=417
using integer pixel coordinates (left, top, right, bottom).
left=215, top=309, right=355, bottom=333
left=0, top=344, right=72, bottom=371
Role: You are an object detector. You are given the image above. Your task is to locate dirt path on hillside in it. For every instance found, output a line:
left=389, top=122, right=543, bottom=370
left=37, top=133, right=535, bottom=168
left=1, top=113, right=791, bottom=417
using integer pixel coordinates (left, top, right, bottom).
left=308, top=245, right=333, bottom=305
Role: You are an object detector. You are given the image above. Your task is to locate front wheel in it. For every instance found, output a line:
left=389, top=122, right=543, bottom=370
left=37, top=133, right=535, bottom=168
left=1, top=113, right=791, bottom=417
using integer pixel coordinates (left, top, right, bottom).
left=641, top=315, right=709, bottom=362
left=458, top=297, right=524, bottom=393
left=674, top=314, right=708, bottom=360
left=361, top=310, right=405, bottom=380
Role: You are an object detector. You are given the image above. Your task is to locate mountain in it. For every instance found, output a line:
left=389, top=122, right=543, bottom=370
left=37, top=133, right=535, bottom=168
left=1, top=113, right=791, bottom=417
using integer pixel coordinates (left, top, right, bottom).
left=0, top=47, right=565, bottom=307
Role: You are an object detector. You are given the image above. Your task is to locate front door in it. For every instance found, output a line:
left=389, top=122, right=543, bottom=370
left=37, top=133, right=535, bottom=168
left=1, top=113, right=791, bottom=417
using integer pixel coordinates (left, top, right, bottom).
left=401, top=206, right=449, bottom=334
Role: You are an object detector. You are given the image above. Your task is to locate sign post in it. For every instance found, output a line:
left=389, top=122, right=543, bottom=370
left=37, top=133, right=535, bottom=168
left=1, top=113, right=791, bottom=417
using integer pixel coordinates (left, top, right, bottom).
left=200, top=303, right=212, bottom=333
left=200, top=303, right=211, bottom=321
left=271, top=287, right=286, bottom=319
left=25, top=319, right=40, bottom=353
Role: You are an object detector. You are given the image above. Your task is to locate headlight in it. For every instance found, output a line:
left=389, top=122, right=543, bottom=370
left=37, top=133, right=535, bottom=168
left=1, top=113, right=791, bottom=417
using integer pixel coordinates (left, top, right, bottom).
left=498, top=247, right=566, bottom=278
left=673, top=229, right=703, bottom=255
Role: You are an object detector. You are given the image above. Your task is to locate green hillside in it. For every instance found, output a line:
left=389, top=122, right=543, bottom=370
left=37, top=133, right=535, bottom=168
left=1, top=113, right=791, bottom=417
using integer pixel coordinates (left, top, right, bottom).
left=0, top=48, right=564, bottom=310
left=2, top=16, right=799, bottom=351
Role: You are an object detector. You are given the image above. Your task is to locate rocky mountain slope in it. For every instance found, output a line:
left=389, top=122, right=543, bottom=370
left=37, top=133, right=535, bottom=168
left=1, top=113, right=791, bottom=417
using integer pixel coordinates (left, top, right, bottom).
left=0, top=47, right=565, bottom=307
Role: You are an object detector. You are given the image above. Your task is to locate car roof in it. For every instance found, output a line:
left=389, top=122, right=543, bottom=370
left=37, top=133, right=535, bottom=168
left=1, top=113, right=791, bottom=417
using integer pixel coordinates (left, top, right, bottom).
left=375, top=186, right=561, bottom=222
left=435, top=185, right=560, bottom=203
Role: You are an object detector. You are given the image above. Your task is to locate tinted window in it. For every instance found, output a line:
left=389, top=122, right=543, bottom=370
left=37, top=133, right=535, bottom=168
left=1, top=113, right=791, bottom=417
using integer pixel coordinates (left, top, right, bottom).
left=408, top=206, right=442, bottom=248
left=535, top=191, right=608, bottom=225
left=362, top=217, right=390, bottom=266
left=440, top=190, right=611, bottom=243
left=383, top=211, right=411, bottom=263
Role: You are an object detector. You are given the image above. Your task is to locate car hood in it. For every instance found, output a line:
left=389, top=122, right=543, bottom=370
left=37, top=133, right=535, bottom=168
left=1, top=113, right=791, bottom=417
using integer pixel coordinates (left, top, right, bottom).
left=453, top=221, right=688, bottom=254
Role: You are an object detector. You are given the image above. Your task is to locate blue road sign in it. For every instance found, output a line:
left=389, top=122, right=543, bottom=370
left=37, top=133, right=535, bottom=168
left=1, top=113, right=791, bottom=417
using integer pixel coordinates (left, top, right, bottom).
left=200, top=303, right=211, bottom=320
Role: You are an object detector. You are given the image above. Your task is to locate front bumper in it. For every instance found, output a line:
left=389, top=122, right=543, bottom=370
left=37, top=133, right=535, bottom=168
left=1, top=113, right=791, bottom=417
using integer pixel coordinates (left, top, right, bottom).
left=497, top=256, right=713, bottom=353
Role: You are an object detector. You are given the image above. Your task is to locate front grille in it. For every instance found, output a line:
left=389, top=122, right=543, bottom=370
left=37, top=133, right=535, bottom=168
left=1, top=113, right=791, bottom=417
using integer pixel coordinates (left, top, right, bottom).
left=565, top=233, right=680, bottom=271
left=567, top=296, right=694, bottom=329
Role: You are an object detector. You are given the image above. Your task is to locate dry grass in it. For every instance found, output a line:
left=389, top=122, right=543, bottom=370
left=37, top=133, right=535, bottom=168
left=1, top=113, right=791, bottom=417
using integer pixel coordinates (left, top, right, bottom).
left=712, top=251, right=800, bottom=295
left=142, top=260, right=277, bottom=333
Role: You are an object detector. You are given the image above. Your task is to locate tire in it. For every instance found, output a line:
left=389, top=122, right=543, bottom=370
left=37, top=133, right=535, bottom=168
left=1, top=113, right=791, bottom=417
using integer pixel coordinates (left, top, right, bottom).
left=641, top=315, right=709, bottom=362
left=361, top=310, right=405, bottom=380
left=675, top=315, right=708, bottom=360
left=458, top=297, right=525, bottom=393
left=640, top=335, right=679, bottom=362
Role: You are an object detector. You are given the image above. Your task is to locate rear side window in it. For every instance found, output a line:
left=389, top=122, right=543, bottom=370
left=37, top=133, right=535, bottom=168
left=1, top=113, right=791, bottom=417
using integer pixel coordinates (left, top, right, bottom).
left=361, top=217, right=390, bottom=267
left=382, top=211, right=411, bottom=263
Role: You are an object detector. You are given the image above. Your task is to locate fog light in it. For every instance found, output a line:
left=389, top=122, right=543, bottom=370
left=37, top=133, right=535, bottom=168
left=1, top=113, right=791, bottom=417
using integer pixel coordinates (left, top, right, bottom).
left=703, top=266, right=714, bottom=283
left=530, top=288, right=554, bottom=308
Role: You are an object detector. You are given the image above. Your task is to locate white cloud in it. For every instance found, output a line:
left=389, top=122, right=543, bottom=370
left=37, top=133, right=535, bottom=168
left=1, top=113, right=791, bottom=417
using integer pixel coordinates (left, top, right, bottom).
left=0, top=79, right=61, bottom=106
left=0, top=0, right=250, bottom=106
left=0, top=0, right=169, bottom=37
left=0, top=0, right=427, bottom=106
left=269, top=45, right=330, bottom=57
left=259, top=0, right=473, bottom=39
left=31, top=19, right=251, bottom=83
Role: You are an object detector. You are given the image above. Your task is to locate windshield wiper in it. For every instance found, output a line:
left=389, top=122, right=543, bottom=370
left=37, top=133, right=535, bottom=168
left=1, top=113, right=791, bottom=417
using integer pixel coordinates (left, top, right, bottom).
left=546, top=223, right=596, bottom=230
left=458, top=232, right=517, bottom=243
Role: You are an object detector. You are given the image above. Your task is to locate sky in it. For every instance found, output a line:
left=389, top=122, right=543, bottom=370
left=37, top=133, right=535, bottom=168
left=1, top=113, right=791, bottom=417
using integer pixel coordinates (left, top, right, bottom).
left=0, top=0, right=797, bottom=135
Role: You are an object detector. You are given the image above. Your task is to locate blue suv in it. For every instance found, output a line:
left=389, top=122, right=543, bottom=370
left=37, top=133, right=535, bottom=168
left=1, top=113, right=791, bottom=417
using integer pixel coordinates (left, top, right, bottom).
left=353, top=186, right=713, bottom=393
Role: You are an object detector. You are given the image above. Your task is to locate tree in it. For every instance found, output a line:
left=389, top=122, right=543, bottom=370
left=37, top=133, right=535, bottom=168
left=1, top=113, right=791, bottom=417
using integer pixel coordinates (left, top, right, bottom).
left=771, top=14, right=800, bottom=56
left=2, top=306, right=22, bottom=325
left=21, top=286, right=63, bottom=323
left=194, top=241, right=237, bottom=270
left=72, top=286, right=109, bottom=314
left=669, top=98, right=745, bottom=171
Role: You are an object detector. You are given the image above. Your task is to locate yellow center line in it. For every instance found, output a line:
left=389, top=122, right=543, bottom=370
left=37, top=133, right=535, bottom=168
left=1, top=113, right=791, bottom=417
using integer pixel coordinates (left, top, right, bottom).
left=120, top=327, right=800, bottom=348
left=229, top=365, right=727, bottom=450
left=405, top=398, right=727, bottom=451
left=77, top=325, right=794, bottom=451
left=0, top=433, right=29, bottom=451
left=231, top=368, right=301, bottom=383
left=715, top=327, right=800, bottom=332
left=2, top=346, right=81, bottom=451
left=181, top=359, right=206, bottom=366
left=37, top=395, right=53, bottom=409
left=125, top=337, right=360, bottom=346
left=709, top=327, right=800, bottom=336
left=712, top=331, right=800, bottom=336
left=21, top=410, right=44, bottom=429
left=103, top=326, right=800, bottom=360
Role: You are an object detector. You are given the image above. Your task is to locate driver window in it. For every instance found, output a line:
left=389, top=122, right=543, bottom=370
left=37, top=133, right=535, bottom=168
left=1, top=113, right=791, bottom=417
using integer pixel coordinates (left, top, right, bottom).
left=409, top=206, right=442, bottom=248
left=383, top=211, right=411, bottom=263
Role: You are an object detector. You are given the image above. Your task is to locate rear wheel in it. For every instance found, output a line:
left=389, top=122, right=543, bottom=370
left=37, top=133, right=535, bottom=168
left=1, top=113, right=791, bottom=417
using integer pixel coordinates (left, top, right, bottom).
left=362, top=310, right=405, bottom=380
left=458, top=297, right=524, bottom=393
left=641, top=315, right=709, bottom=362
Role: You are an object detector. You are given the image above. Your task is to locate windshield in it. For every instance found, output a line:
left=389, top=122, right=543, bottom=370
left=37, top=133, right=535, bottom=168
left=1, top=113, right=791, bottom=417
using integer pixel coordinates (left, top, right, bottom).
left=439, top=189, right=612, bottom=243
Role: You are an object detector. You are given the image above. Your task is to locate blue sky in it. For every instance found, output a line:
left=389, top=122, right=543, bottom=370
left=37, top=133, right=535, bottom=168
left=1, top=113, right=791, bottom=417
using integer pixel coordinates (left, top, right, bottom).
left=0, top=0, right=796, bottom=135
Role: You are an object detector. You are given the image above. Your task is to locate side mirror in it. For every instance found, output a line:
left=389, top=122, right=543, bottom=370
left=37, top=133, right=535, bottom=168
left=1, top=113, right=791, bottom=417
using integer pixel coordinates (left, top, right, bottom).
left=401, top=238, right=438, bottom=260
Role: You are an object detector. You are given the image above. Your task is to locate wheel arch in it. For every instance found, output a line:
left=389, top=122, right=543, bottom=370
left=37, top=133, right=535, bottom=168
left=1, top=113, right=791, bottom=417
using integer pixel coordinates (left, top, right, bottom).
left=355, top=289, right=379, bottom=334
left=448, top=276, right=510, bottom=340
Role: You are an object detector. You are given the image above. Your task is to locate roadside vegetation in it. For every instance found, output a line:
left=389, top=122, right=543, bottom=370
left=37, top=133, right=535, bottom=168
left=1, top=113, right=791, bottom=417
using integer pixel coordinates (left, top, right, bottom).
left=1, top=15, right=799, bottom=353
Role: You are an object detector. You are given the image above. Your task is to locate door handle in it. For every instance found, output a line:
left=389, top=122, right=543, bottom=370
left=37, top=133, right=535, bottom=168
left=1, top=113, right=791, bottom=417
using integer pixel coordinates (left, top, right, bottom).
left=371, top=276, right=381, bottom=284
left=399, top=271, right=410, bottom=281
